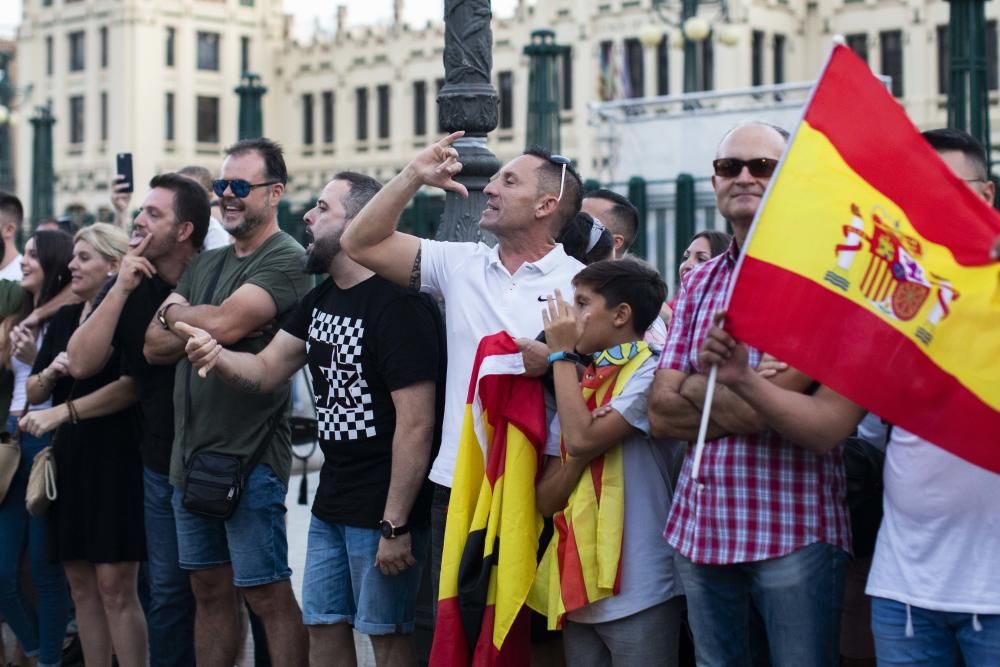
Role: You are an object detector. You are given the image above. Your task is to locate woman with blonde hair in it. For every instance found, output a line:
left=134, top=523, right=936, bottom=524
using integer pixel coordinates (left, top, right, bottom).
left=0, top=229, right=74, bottom=667
left=20, top=223, right=149, bottom=667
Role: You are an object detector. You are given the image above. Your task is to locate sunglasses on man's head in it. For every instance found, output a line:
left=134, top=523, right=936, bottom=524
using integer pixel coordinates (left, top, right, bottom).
left=212, top=179, right=279, bottom=198
left=548, top=154, right=572, bottom=202
left=712, top=158, right=780, bottom=179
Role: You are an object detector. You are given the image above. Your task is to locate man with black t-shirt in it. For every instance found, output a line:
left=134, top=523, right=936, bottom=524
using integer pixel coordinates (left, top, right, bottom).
left=66, top=172, right=209, bottom=667
left=179, top=172, right=443, bottom=667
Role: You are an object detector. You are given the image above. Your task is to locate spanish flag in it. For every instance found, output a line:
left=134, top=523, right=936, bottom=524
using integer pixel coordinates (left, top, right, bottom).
left=430, top=332, right=547, bottom=666
left=530, top=342, right=653, bottom=629
left=726, top=43, right=1000, bottom=472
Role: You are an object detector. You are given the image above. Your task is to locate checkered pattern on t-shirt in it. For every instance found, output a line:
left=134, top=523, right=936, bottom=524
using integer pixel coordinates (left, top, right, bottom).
left=307, top=310, right=377, bottom=441
left=659, top=242, right=851, bottom=565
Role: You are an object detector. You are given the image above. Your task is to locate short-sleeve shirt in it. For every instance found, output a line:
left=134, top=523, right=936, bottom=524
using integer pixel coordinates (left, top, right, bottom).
left=419, top=239, right=583, bottom=487
left=545, top=354, right=684, bottom=624
left=169, top=232, right=312, bottom=487
left=281, top=275, right=444, bottom=528
left=660, top=242, right=851, bottom=565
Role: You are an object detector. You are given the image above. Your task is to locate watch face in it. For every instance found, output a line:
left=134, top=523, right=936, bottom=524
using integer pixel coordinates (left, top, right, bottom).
left=380, top=521, right=393, bottom=538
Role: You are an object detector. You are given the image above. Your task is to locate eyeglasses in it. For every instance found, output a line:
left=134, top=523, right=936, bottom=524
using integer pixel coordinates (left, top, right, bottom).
left=212, top=179, right=279, bottom=198
left=548, top=154, right=571, bottom=202
left=712, top=158, right=780, bottom=179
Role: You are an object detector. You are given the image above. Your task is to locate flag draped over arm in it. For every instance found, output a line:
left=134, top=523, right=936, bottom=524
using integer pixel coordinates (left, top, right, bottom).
left=430, top=332, right=548, bottom=667
left=725, top=43, right=1000, bottom=472
left=529, top=342, right=653, bottom=629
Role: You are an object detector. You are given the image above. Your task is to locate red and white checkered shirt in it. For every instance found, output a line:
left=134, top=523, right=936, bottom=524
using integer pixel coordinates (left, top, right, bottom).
left=659, top=242, right=851, bottom=564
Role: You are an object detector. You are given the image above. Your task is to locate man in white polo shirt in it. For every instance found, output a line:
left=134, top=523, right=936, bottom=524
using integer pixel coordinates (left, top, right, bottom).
left=341, top=132, right=585, bottom=599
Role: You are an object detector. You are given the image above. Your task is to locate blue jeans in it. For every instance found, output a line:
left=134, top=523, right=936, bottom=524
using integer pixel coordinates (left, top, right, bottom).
left=302, top=517, right=429, bottom=635
left=172, top=464, right=291, bottom=587
left=871, top=597, right=1000, bottom=666
left=675, top=541, right=848, bottom=667
left=0, top=418, right=69, bottom=667
left=143, top=466, right=196, bottom=667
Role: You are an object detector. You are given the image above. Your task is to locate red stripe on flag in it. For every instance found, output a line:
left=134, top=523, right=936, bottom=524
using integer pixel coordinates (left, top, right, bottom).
left=554, top=513, right=589, bottom=611
left=431, top=597, right=471, bottom=666
left=803, top=46, right=1000, bottom=265
left=470, top=606, right=531, bottom=667
left=728, top=256, right=1000, bottom=473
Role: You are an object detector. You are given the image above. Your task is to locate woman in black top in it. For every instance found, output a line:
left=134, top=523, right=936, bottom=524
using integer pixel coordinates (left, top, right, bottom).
left=21, top=223, right=148, bottom=667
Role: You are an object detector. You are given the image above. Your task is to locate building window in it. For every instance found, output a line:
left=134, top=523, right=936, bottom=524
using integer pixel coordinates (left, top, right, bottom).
left=435, top=78, right=445, bottom=133
left=165, top=92, right=175, bottom=141
left=356, top=87, right=368, bottom=141
left=656, top=36, right=669, bottom=96
left=880, top=30, right=903, bottom=97
left=166, top=27, right=175, bottom=67
left=45, top=36, right=53, bottom=76
left=846, top=33, right=868, bottom=64
left=69, top=31, right=85, bottom=72
left=100, top=26, right=108, bottom=68
left=69, top=95, right=84, bottom=144
left=240, top=36, right=250, bottom=74
left=196, top=96, right=219, bottom=143
left=695, top=36, right=714, bottom=91
left=773, top=33, right=786, bottom=85
left=322, top=91, right=334, bottom=143
left=561, top=48, right=574, bottom=109
left=302, top=93, right=314, bottom=145
left=377, top=84, right=390, bottom=140
left=752, top=30, right=764, bottom=86
left=413, top=81, right=427, bottom=136
left=197, top=32, right=220, bottom=71
left=624, top=38, right=644, bottom=98
left=498, top=71, right=513, bottom=129
left=100, top=91, right=108, bottom=141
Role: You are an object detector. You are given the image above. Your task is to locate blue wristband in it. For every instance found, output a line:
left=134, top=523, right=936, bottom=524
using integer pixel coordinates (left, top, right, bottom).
left=547, top=350, right=584, bottom=365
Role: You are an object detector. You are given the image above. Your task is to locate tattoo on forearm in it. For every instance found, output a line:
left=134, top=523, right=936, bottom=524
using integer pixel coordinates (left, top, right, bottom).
left=228, top=373, right=262, bottom=393
left=408, top=247, right=422, bottom=290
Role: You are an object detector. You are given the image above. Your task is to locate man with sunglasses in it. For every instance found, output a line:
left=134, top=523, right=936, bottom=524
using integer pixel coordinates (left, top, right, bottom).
left=649, top=121, right=852, bottom=667
left=144, top=138, right=313, bottom=666
left=340, top=132, right=585, bottom=609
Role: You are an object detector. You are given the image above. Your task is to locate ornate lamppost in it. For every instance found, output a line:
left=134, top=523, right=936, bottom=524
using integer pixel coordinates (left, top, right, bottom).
left=946, top=0, right=991, bottom=168
left=236, top=72, right=267, bottom=140
left=523, top=29, right=567, bottom=153
left=29, top=104, right=55, bottom=228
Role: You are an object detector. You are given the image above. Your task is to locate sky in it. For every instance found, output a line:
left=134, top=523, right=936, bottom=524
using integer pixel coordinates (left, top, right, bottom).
left=0, top=1, right=519, bottom=41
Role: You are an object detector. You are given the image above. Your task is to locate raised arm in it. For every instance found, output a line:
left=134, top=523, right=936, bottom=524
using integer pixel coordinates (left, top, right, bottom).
left=176, top=322, right=306, bottom=393
left=341, top=132, right=468, bottom=288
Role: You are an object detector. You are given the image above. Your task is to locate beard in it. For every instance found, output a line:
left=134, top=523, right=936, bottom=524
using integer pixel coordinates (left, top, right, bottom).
left=227, top=212, right=267, bottom=240
left=304, top=234, right=340, bottom=274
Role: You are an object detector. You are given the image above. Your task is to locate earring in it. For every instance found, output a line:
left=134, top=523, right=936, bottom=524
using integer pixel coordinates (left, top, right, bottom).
left=107, top=271, right=115, bottom=277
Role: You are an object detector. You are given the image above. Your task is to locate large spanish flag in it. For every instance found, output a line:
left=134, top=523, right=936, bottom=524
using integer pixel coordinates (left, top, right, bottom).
left=726, top=43, right=1000, bottom=471
left=430, top=332, right=547, bottom=666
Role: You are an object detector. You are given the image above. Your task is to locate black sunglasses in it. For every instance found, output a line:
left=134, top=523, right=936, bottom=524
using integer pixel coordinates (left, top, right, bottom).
left=547, top=154, right=571, bottom=202
left=712, top=158, right=779, bottom=179
left=212, top=179, right=279, bottom=198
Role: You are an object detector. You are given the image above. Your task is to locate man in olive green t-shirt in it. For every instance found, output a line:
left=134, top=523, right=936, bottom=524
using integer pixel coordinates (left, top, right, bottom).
left=144, top=138, right=312, bottom=667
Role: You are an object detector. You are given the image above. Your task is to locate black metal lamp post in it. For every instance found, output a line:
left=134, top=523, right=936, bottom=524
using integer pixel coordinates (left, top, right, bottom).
left=0, top=52, right=14, bottom=194
left=435, top=0, right=501, bottom=243
left=524, top=29, right=567, bottom=153
left=29, top=105, right=55, bottom=228
left=236, top=72, right=267, bottom=140
left=946, top=0, right=991, bottom=169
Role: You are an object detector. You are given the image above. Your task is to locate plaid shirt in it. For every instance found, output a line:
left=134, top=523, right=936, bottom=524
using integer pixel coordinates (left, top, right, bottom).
left=659, top=242, right=851, bottom=564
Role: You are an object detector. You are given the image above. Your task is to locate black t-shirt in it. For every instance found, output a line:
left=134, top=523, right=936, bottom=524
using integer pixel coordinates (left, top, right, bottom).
left=112, top=276, right=176, bottom=475
left=281, top=275, right=445, bottom=528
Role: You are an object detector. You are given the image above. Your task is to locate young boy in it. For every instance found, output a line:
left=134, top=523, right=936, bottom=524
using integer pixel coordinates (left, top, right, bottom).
left=534, top=258, right=683, bottom=667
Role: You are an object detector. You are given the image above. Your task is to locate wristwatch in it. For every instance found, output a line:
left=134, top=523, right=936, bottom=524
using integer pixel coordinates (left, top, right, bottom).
left=379, top=519, right=410, bottom=539
left=547, top=350, right=584, bottom=365
left=157, top=302, right=179, bottom=330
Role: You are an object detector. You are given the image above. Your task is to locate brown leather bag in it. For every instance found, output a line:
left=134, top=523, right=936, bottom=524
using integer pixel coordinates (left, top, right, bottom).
left=25, top=445, right=56, bottom=517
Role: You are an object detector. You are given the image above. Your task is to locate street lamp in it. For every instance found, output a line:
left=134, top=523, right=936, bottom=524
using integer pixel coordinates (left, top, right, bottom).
left=235, top=72, right=267, bottom=140
left=0, top=52, right=18, bottom=195
left=524, top=29, right=568, bottom=153
left=641, top=0, right=739, bottom=94
left=946, top=0, right=991, bottom=169
left=29, top=104, right=56, bottom=228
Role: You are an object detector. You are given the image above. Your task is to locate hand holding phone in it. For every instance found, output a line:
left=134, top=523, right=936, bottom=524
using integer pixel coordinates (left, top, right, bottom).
left=116, top=152, right=134, bottom=193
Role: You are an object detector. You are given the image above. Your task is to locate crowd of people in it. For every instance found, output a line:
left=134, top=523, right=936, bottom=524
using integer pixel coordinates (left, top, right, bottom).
left=0, top=120, right=995, bottom=667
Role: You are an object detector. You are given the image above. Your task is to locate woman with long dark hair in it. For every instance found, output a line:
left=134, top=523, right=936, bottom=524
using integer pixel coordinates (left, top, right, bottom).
left=0, top=229, right=74, bottom=667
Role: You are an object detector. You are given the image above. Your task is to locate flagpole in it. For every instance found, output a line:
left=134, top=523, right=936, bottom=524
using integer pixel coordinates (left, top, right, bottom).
left=690, top=365, right=717, bottom=482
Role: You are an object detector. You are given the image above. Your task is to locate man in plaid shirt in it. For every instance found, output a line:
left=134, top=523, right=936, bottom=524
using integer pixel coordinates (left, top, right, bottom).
left=648, top=122, right=851, bottom=666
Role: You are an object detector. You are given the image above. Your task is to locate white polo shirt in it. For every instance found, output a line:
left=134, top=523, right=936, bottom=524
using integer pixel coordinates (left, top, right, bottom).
left=420, top=238, right=584, bottom=487
left=0, top=254, right=23, bottom=281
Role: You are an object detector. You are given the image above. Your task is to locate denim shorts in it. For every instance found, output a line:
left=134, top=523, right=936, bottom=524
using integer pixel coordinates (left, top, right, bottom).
left=171, top=464, right=291, bottom=588
left=301, top=516, right=429, bottom=635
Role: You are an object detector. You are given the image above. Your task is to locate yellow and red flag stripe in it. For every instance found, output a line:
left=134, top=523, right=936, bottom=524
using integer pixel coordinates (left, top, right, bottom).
left=530, top=343, right=652, bottom=629
left=430, top=332, right=547, bottom=666
left=727, top=44, right=1000, bottom=471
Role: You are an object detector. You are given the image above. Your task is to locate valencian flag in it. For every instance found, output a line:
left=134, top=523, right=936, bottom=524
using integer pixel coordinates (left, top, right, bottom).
left=430, top=332, right=547, bottom=666
left=725, top=43, right=1000, bottom=472
left=529, top=342, right=653, bottom=629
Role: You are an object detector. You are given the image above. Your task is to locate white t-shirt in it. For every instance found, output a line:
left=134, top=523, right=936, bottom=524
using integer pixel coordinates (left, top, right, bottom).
left=545, top=356, right=683, bottom=624
left=866, top=427, right=1000, bottom=614
left=11, top=327, right=52, bottom=413
left=419, top=239, right=583, bottom=487
left=0, top=254, right=23, bottom=281
left=202, top=217, right=230, bottom=250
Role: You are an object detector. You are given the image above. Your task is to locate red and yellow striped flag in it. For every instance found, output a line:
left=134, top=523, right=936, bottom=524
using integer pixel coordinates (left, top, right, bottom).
left=430, top=332, right=547, bottom=666
left=727, top=44, right=1000, bottom=471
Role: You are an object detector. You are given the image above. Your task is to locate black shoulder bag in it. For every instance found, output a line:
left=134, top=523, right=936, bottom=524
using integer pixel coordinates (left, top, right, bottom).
left=181, top=253, right=280, bottom=519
